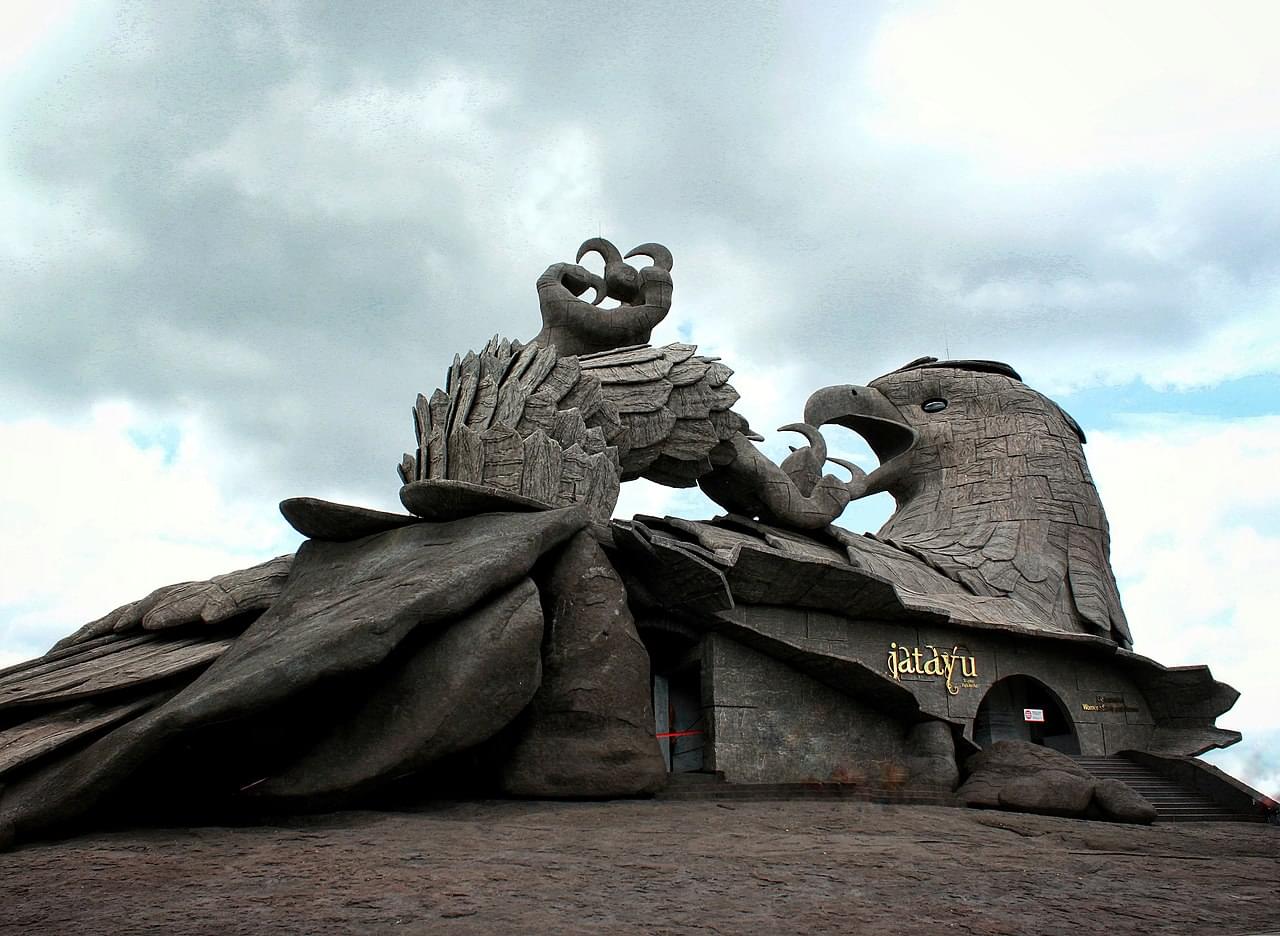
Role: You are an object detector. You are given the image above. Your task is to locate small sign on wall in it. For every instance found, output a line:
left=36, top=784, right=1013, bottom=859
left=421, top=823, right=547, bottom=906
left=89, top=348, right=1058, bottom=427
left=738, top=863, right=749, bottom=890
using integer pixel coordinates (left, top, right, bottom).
left=1023, top=708, right=1045, bottom=723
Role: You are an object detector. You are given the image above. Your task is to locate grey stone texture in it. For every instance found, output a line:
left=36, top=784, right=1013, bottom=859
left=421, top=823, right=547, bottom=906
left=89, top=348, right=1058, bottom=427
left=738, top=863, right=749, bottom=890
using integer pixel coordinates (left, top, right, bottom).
left=957, top=740, right=1156, bottom=824
left=279, top=497, right=420, bottom=542
left=1092, top=777, right=1159, bottom=824
left=703, top=634, right=910, bottom=785
left=0, top=507, right=588, bottom=847
left=51, top=555, right=294, bottom=651
left=998, top=772, right=1096, bottom=815
left=904, top=720, right=960, bottom=789
left=397, top=239, right=864, bottom=531
left=502, top=531, right=666, bottom=797
left=957, top=740, right=1094, bottom=809
left=0, top=237, right=1243, bottom=847
left=400, top=478, right=554, bottom=521
left=254, top=578, right=545, bottom=803
left=617, top=512, right=1238, bottom=759
left=805, top=359, right=1131, bottom=647
left=532, top=239, right=673, bottom=357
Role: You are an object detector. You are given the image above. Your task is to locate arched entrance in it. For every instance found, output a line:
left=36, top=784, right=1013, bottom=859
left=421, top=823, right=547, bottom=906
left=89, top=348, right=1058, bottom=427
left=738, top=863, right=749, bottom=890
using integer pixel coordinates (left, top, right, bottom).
left=973, top=675, right=1079, bottom=754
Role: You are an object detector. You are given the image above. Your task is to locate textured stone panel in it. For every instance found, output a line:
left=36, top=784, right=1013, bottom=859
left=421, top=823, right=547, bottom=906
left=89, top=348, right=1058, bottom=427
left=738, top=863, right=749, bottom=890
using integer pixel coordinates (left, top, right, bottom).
left=705, top=635, right=908, bottom=784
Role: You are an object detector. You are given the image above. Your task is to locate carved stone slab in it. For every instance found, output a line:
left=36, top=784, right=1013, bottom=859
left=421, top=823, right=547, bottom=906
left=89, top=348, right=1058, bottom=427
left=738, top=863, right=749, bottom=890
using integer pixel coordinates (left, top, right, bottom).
left=280, top=497, right=420, bottom=542
left=0, top=691, right=171, bottom=780
left=0, top=634, right=233, bottom=713
left=400, top=479, right=552, bottom=521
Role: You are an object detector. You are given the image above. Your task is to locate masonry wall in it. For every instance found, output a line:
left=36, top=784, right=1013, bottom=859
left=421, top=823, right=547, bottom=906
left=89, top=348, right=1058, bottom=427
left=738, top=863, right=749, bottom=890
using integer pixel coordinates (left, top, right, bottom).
left=704, top=633, right=909, bottom=783
left=716, top=605, right=1157, bottom=756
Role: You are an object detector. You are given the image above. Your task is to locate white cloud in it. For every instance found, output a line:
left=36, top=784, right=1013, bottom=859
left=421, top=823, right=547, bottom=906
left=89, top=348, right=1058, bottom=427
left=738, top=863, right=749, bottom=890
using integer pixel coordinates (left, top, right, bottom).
left=863, top=1, right=1280, bottom=174
left=0, top=402, right=301, bottom=662
left=0, top=0, right=80, bottom=78
left=182, top=67, right=512, bottom=224
left=181, top=64, right=609, bottom=264
left=1089, top=414, right=1280, bottom=795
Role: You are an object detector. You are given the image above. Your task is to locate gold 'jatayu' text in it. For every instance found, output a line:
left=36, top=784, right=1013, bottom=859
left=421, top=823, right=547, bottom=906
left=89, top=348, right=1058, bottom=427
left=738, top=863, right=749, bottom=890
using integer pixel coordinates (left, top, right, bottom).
left=887, top=642, right=977, bottom=695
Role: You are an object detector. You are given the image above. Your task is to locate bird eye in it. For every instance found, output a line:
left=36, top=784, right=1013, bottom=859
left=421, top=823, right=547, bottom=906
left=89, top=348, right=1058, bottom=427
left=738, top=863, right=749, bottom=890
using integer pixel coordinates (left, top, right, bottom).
left=921, top=399, right=947, bottom=413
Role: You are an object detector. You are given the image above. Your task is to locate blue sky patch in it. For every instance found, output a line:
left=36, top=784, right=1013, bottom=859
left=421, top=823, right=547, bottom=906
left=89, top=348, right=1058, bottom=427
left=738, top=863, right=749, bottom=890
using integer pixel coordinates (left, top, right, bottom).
left=1060, top=372, right=1280, bottom=435
left=126, top=422, right=182, bottom=466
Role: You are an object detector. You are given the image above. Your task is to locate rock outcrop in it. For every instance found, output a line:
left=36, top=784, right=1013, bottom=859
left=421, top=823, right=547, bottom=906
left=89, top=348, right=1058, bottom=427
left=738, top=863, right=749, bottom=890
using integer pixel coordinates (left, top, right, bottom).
left=957, top=740, right=1156, bottom=824
left=503, top=531, right=667, bottom=797
left=904, top=721, right=960, bottom=789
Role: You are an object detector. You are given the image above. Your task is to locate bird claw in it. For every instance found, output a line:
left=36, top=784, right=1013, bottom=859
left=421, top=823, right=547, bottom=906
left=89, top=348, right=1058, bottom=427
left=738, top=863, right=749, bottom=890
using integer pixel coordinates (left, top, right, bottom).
left=558, top=264, right=608, bottom=305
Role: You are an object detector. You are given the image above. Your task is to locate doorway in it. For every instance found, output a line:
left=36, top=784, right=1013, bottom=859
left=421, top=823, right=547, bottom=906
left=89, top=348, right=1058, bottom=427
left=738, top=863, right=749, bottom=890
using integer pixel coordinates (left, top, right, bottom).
left=640, top=626, right=705, bottom=773
left=973, top=675, right=1079, bottom=754
left=653, top=662, right=704, bottom=772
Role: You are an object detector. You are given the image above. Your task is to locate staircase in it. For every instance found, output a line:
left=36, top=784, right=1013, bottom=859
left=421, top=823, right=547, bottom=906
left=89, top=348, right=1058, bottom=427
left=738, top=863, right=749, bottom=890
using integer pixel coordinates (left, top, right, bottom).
left=657, top=771, right=957, bottom=806
left=1071, top=755, right=1265, bottom=823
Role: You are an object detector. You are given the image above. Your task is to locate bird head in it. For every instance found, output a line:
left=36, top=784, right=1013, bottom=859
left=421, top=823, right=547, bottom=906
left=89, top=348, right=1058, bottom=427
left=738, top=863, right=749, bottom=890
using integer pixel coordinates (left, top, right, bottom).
left=804, top=357, right=1087, bottom=506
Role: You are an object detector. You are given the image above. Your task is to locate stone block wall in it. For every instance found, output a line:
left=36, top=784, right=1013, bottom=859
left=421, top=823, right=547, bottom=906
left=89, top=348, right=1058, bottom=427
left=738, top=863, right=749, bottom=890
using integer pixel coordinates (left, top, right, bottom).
left=718, top=605, right=1157, bottom=756
left=703, top=634, right=909, bottom=783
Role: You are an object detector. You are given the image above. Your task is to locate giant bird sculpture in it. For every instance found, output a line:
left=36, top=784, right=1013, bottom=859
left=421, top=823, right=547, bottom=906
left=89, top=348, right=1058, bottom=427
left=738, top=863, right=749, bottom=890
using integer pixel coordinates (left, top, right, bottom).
left=0, top=237, right=1239, bottom=850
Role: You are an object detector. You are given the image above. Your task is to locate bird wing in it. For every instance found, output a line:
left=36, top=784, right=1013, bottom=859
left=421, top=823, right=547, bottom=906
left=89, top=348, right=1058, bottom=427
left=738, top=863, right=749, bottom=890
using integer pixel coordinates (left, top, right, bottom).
left=588, top=343, right=747, bottom=486
left=883, top=519, right=1071, bottom=633
left=402, top=337, right=622, bottom=519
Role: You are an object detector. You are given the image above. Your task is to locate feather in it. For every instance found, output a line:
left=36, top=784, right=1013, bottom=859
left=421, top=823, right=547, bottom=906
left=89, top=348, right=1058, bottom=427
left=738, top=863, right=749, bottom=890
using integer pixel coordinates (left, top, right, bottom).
left=583, top=358, right=673, bottom=384
left=479, top=425, right=524, bottom=492
left=668, top=359, right=710, bottom=386
left=580, top=345, right=664, bottom=367
left=601, top=379, right=674, bottom=414
left=427, top=389, right=450, bottom=479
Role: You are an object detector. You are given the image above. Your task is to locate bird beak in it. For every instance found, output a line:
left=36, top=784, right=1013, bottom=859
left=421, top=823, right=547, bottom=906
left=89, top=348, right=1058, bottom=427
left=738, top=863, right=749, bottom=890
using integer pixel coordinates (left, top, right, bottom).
left=802, top=384, right=917, bottom=498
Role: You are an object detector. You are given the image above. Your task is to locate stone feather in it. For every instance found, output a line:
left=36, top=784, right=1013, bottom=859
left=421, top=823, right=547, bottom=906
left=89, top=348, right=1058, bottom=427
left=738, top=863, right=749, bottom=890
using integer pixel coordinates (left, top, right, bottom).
left=399, top=337, right=750, bottom=515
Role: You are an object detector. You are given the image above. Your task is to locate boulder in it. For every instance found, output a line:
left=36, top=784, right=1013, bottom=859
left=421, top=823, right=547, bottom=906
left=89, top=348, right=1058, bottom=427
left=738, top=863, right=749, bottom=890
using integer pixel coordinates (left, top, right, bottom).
left=1093, top=777, right=1158, bottom=824
left=904, top=720, right=959, bottom=789
left=998, top=770, right=1096, bottom=816
left=503, top=531, right=667, bottom=797
left=253, top=579, right=545, bottom=803
left=957, top=740, right=1095, bottom=815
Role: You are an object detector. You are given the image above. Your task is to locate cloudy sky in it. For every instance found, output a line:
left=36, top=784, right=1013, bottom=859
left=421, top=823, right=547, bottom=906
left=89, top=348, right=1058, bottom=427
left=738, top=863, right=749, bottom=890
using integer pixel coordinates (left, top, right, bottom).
left=2, top=1, right=1277, bottom=796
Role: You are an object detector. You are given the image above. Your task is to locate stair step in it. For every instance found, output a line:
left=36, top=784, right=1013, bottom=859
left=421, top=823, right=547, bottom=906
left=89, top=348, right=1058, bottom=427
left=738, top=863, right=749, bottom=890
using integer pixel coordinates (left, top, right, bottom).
left=663, top=771, right=726, bottom=787
left=1068, top=754, right=1264, bottom=822
left=656, top=783, right=958, bottom=804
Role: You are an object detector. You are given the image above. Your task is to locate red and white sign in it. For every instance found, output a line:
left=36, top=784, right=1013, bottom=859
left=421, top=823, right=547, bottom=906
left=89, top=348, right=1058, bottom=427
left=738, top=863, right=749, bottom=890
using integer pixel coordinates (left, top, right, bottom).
left=1023, top=708, right=1045, bottom=723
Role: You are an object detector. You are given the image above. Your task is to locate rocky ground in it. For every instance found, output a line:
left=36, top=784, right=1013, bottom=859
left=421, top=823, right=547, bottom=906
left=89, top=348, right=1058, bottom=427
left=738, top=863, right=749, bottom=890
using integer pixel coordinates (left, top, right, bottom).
left=1, top=800, right=1276, bottom=935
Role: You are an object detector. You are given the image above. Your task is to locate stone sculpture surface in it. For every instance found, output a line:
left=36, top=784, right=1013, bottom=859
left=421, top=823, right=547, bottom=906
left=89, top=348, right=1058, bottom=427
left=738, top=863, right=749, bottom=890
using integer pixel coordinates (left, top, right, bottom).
left=396, top=238, right=861, bottom=531
left=0, top=236, right=1243, bottom=847
left=805, top=360, right=1131, bottom=646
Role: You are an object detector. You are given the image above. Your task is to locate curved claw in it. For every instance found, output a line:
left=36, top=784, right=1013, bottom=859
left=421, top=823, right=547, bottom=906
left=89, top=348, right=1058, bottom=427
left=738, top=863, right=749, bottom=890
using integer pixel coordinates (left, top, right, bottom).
left=777, top=422, right=827, bottom=466
left=577, top=237, right=623, bottom=266
left=625, top=242, right=673, bottom=272
left=825, top=456, right=870, bottom=501
left=558, top=264, right=608, bottom=305
left=825, top=456, right=866, bottom=477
